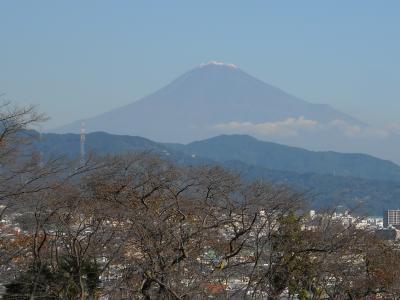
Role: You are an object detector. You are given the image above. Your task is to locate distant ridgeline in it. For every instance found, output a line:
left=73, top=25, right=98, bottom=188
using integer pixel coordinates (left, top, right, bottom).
left=35, top=131, right=400, bottom=216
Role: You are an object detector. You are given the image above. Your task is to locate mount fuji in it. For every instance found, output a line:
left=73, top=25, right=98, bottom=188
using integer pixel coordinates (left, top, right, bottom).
left=55, top=62, right=400, bottom=163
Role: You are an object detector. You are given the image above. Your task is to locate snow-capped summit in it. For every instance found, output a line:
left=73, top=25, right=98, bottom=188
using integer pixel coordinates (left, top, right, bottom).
left=199, top=61, right=238, bottom=69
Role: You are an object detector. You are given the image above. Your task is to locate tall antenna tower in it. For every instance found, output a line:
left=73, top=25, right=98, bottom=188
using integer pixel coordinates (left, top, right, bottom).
left=80, top=122, right=86, bottom=165
left=38, top=125, right=44, bottom=168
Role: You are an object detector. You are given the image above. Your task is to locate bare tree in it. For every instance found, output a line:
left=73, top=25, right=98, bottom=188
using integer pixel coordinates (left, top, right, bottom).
left=2, top=102, right=400, bottom=299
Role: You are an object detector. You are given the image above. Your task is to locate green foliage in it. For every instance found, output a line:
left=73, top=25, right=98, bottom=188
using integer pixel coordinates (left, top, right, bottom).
left=57, top=256, right=101, bottom=299
left=3, top=265, right=59, bottom=300
left=298, top=289, right=310, bottom=300
left=3, top=257, right=101, bottom=300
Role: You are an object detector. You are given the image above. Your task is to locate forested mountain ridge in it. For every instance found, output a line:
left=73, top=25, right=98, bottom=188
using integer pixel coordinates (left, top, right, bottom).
left=169, top=134, right=400, bottom=182
left=32, top=131, right=400, bottom=215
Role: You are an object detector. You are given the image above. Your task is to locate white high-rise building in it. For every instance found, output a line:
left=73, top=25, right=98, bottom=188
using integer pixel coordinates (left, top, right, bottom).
left=384, top=210, right=400, bottom=228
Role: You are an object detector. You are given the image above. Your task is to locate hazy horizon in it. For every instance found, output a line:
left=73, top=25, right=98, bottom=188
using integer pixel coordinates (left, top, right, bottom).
left=1, top=1, right=400, bottom=130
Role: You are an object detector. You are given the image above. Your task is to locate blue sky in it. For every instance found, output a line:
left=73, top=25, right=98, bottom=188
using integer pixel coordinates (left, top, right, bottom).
left=1, top=1, right=399, bottom=129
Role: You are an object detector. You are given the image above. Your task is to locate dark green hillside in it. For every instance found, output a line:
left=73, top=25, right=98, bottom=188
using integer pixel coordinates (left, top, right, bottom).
left=176, top=135, right=400, bottom=182
left=34, top=132, right=400, bottom=215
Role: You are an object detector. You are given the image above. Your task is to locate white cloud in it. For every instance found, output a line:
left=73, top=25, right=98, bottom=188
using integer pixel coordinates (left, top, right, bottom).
left=329, top=120, right=390, bottom=138
left=386, top=123, right=400, bottom=134
left=215, top=117, right=398, bottom=140
left=215, top=116, right=318, bottom=137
